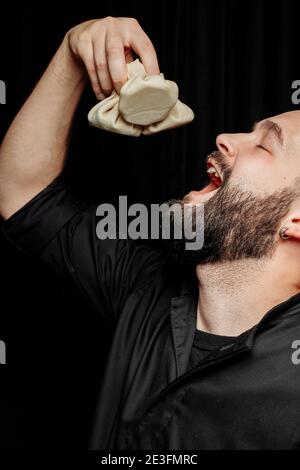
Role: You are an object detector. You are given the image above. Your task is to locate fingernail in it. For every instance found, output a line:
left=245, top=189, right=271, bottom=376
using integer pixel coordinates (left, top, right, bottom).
left=97, top=93, right=105, bottom=101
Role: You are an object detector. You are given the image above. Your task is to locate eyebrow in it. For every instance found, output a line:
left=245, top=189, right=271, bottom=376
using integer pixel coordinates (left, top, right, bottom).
left=252, top=119, right=284, bottom=147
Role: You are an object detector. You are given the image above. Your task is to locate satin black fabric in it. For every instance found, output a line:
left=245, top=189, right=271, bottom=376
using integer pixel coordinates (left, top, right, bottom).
left=3, top=178, right=300, bottom=450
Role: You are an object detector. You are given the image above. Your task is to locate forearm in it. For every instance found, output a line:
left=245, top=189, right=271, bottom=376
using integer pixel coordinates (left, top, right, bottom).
left=0, top=36, right=87, bottom=219
left=0, top=17, right=160, bottom=220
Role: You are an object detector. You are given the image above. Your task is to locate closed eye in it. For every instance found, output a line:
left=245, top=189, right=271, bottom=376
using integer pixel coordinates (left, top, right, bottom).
left=257, top=144, right=269, bottom=152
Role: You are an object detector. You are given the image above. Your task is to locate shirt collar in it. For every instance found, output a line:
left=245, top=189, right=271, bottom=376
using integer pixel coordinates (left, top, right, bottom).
left=170, top=265, right=300, bottom=376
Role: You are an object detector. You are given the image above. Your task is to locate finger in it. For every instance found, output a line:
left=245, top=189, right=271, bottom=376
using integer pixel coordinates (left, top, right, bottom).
left=105, top=29, right=128, bottom=94
left=93, top=35, right=114, bottom=96
left=129, top=31, right=160, bottom=75
left=80, top=48, right=105, bottom=100
left=124, top=46, right=134, bottom=64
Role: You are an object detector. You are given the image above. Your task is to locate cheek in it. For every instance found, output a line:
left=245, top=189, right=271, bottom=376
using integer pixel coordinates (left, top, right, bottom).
left=232, top=158, right=291, bottom=193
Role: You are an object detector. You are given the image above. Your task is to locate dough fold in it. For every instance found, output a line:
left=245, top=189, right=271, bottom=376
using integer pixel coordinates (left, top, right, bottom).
left=88, top=59, right=194, bottom=137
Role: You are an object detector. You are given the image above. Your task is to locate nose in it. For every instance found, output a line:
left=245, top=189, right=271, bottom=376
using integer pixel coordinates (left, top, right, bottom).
left=216, top=133, right=238, bottom=160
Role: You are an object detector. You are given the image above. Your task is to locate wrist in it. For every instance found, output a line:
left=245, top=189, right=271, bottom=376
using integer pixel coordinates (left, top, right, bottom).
left=49, top=35, right=88, bottom=89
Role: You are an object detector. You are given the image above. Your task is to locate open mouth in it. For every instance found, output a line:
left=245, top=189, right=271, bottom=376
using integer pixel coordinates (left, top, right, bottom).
left=183, top=157, right=226, bottom=204
left=198, top=159, right=224, bottom=194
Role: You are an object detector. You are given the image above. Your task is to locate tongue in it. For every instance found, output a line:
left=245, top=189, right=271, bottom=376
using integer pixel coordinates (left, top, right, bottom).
left=198, top=181, right=219, bottom=194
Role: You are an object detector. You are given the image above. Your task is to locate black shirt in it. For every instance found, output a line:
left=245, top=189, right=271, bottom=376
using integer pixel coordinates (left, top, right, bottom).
left=188, top=329, right=236, bottom=371
left=3, top=177, right=300, bottom=450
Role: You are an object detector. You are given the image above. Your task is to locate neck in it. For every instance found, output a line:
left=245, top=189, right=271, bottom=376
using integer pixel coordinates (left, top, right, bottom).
left=196, top=253, right=300, bottom=337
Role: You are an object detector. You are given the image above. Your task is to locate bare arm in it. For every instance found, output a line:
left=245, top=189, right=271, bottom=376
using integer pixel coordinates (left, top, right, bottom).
left=0, top=17, right=159, bottom=220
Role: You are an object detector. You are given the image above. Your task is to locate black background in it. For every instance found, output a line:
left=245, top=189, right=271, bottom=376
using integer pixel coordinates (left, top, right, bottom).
left=0, top=0, right=299, bottom=449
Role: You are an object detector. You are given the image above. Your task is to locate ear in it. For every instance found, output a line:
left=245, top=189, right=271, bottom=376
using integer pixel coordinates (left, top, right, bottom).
left=280, top=212, right=300, bottom=241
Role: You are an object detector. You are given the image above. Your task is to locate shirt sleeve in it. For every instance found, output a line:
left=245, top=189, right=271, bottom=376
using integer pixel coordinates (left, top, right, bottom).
left=1, top=176, right=165, bottom=327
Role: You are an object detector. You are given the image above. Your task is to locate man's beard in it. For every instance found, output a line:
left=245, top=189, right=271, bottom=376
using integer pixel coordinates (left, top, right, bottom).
left=165, top=159, right=300, bottom=266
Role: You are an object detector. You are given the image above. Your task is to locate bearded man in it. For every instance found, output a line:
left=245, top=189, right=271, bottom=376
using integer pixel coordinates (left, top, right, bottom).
left=1, top=17, right=300, bottom=450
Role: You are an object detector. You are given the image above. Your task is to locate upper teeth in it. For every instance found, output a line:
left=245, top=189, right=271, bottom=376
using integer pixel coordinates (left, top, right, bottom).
left=207, top=167, right=221, bottom=178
